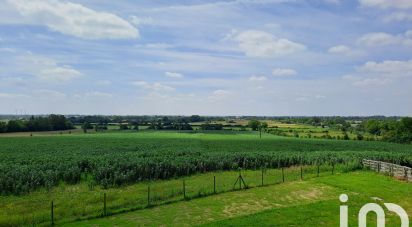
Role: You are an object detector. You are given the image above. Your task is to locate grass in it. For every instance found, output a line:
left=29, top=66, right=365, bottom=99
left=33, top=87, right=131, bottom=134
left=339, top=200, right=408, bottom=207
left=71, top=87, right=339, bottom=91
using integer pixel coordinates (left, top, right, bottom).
left=64, top=171, right=412, bottom=227
left=0, top=164, right=347, bottom=226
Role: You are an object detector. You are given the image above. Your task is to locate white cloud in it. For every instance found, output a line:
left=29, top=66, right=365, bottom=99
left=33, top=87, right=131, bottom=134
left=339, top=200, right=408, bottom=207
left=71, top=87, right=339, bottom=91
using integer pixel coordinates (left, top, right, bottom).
left=344, top=59, right=412, bottom=86
left=357, top=31, right=412, bottom=46
left=8, top=0, right=138, bottom=39
left=165, top=71, right=184, bottom=79
left=249, top=75, right=267, bottom=81
left=0, top=47, right=15, bottom=53
left=328, top=45, right=363, bottom=57
left=328, top=45, right=351, bottom=54
left=6, top=52, right=82, bottom=83
left=213, top=90, right=231, bottom=96
left=130, top=16, right=154, bottom=26
left=358, top=60, right=412, bottom=78
left=359, top=0, right=412, bottom=9
left=208, top=89, right=231, bottom=102
left=38, top=66, right=81, bottom=82
left=0, top=93, right=29, bottom=98
left=33, top=89, right=66, bottom=97
left=0, top=77, right=27, bottom=87
left=352, top=78, right=390, bottom=86
left=384, top=12, right=412, bottom=22
left=272, top=68, right=297, bottom=77
left=132, top=81, right=175, bottom=92
left=85, top=91, right=113, bottom=98
left=231, top=30, right=305, bottom=57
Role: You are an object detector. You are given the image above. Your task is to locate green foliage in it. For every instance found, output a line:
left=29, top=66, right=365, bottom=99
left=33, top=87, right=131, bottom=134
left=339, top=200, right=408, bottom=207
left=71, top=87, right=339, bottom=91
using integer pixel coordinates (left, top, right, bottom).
left=200, top=123, right=223, bottom=130
left=1, top=115, right=74, bottom=133
left=147, top=117, right=193, bottom=130
left=119, top=124, right=130, bottom=130
left=0, top=121, right=7, bottom=133
left=81, top=122, right=92, bottom=133
left=1, top=131, right=411, bottom=195
left=248, top=120, right=260, bottom=131
left=364, top=119, right=382, bottom=135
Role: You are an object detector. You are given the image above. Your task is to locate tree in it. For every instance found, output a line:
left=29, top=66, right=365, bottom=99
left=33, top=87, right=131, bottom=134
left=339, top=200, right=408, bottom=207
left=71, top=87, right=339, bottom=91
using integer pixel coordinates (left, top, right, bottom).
left=6, top=120, right=26, bottom=132
left=248, top=120, right=261, bottom=131
left=364, top=119, right=381, bottom=135
left=343, top=132, right=350, bottom=140
left=131, top=122, right=139, bottom=131
left=261, top=122, right=268, bottom=131
left=200, top=123, right=223, bottom=130
left=189, top=115, right=203, bottom=122
left=0, top=122, right=6, bottom=133
left=82, top=122, right=92, bottom=133
left=119, top=124, right=129, bottom=130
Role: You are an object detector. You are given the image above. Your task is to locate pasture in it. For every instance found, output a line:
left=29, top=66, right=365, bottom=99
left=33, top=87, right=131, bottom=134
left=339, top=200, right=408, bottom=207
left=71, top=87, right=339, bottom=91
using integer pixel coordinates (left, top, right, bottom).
left=65, top=171, right=412, bottom=226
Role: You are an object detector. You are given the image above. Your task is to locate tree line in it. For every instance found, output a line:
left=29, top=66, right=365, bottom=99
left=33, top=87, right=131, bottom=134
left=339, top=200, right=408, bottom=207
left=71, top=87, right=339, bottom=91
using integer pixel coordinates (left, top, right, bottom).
left=361, top=117, right=412, bottom=143
left=0, top=115, right=74, bottom=133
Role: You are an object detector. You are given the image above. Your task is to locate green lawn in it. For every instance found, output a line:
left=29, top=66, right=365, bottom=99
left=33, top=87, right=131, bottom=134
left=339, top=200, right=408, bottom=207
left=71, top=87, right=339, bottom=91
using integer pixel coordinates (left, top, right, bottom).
left=64, top=171, right=412, bottom=227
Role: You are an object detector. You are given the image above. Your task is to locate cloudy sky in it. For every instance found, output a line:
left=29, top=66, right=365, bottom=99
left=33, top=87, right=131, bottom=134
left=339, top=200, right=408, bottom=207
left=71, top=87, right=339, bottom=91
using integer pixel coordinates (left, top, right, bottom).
left=0, top=0, right=411, bottom=116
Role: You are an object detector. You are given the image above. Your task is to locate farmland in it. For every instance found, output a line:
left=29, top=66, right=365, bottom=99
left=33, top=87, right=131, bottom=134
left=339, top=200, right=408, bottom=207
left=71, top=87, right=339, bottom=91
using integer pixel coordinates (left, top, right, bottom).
left=2, top=130, right=412, bottom=195
left=1, top=130, right=412, bottom=226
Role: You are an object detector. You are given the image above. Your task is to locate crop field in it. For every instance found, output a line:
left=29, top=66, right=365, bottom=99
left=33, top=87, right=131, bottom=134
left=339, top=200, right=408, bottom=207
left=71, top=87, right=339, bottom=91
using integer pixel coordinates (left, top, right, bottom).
left=2, top=131, right=412, bottom=195
left=1, top=130, right=412, bottom=226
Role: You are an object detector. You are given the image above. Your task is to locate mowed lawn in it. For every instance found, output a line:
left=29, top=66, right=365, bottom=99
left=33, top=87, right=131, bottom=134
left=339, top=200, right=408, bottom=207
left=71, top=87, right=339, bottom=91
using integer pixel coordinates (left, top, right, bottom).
left=65, top=171, right=412, bottom=227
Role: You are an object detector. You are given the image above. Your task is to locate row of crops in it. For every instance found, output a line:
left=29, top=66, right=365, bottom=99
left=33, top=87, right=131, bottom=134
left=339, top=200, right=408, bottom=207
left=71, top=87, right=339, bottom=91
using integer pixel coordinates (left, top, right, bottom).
left=1, top=131, right=412, bottom=195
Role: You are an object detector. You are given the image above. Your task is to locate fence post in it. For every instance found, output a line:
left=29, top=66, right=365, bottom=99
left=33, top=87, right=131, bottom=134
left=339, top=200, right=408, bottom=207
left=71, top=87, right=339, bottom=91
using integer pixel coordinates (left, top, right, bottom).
left=239, top=169, right=242, bottom=190
left=213, top=176, right=216, bottom=194
left=183, top=180, right=186, bottom=200
left=147, top=185, right=150, bottom=206
left=261, top=168, right=264, bottom=186
left=282, top=167, right=285, bottom=183
left=378, top=162, right=380, bottom=173
left=317, top=164, right=320, bottom=177
left=300, top=166, right=303, bottom=180
left=103, top=193, right=107, bottom=216
left=51, top=200, right=54, bottom=226
left=332, top=163, right=335, bottom=175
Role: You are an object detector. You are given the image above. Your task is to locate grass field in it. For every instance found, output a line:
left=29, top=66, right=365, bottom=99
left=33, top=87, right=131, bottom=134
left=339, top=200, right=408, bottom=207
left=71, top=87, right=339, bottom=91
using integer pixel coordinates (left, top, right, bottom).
left=63, top=171, right=412, bottom=226
left=0, top=164, right=353, bottom=226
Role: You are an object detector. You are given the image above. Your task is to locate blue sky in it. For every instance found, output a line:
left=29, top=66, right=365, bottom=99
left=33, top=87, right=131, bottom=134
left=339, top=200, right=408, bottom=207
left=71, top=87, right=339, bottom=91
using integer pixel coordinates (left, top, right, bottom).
left=0, top=0, right=411, bottom=116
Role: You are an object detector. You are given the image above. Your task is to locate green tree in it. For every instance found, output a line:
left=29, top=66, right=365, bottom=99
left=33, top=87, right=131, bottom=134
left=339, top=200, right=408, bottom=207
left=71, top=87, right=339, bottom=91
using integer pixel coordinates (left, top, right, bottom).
left=119, top=124, right=129, bottom=130
left=248, top=120, right=261, bottom=131
left=6, top=120, right=26, bottom=132
left=0, top=122, right=6, bottom=133
left=82, top=122, right=92, bottom=133
left=365, top=119, right=381, bottom=135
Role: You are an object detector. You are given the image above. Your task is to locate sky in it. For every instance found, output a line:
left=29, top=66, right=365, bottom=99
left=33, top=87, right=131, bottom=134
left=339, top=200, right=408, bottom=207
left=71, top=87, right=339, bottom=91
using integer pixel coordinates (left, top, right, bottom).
left=0, top=0, right=411, bottom=116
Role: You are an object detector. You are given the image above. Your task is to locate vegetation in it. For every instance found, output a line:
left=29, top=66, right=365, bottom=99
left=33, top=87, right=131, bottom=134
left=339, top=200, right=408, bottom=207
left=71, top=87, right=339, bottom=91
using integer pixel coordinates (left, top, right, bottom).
left=64, top=171, right=412, bottom=227
left=1, top=131, right=412, bottom=196
left=0, top=115, right=74, bottom=133
left=147, top=117, right=193, bottom=130
left=2, top=163, right=354, bottom=226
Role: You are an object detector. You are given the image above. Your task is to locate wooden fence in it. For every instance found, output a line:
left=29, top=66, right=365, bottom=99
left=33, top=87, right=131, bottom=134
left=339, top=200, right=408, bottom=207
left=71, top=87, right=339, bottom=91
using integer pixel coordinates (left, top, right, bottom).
left=362, top=159, right=412, bottom=181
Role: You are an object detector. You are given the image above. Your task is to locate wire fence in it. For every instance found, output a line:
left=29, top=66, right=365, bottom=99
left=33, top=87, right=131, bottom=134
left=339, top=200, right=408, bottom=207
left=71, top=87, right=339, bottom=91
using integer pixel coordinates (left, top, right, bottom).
left=4, top=161, right=363, bottom=227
